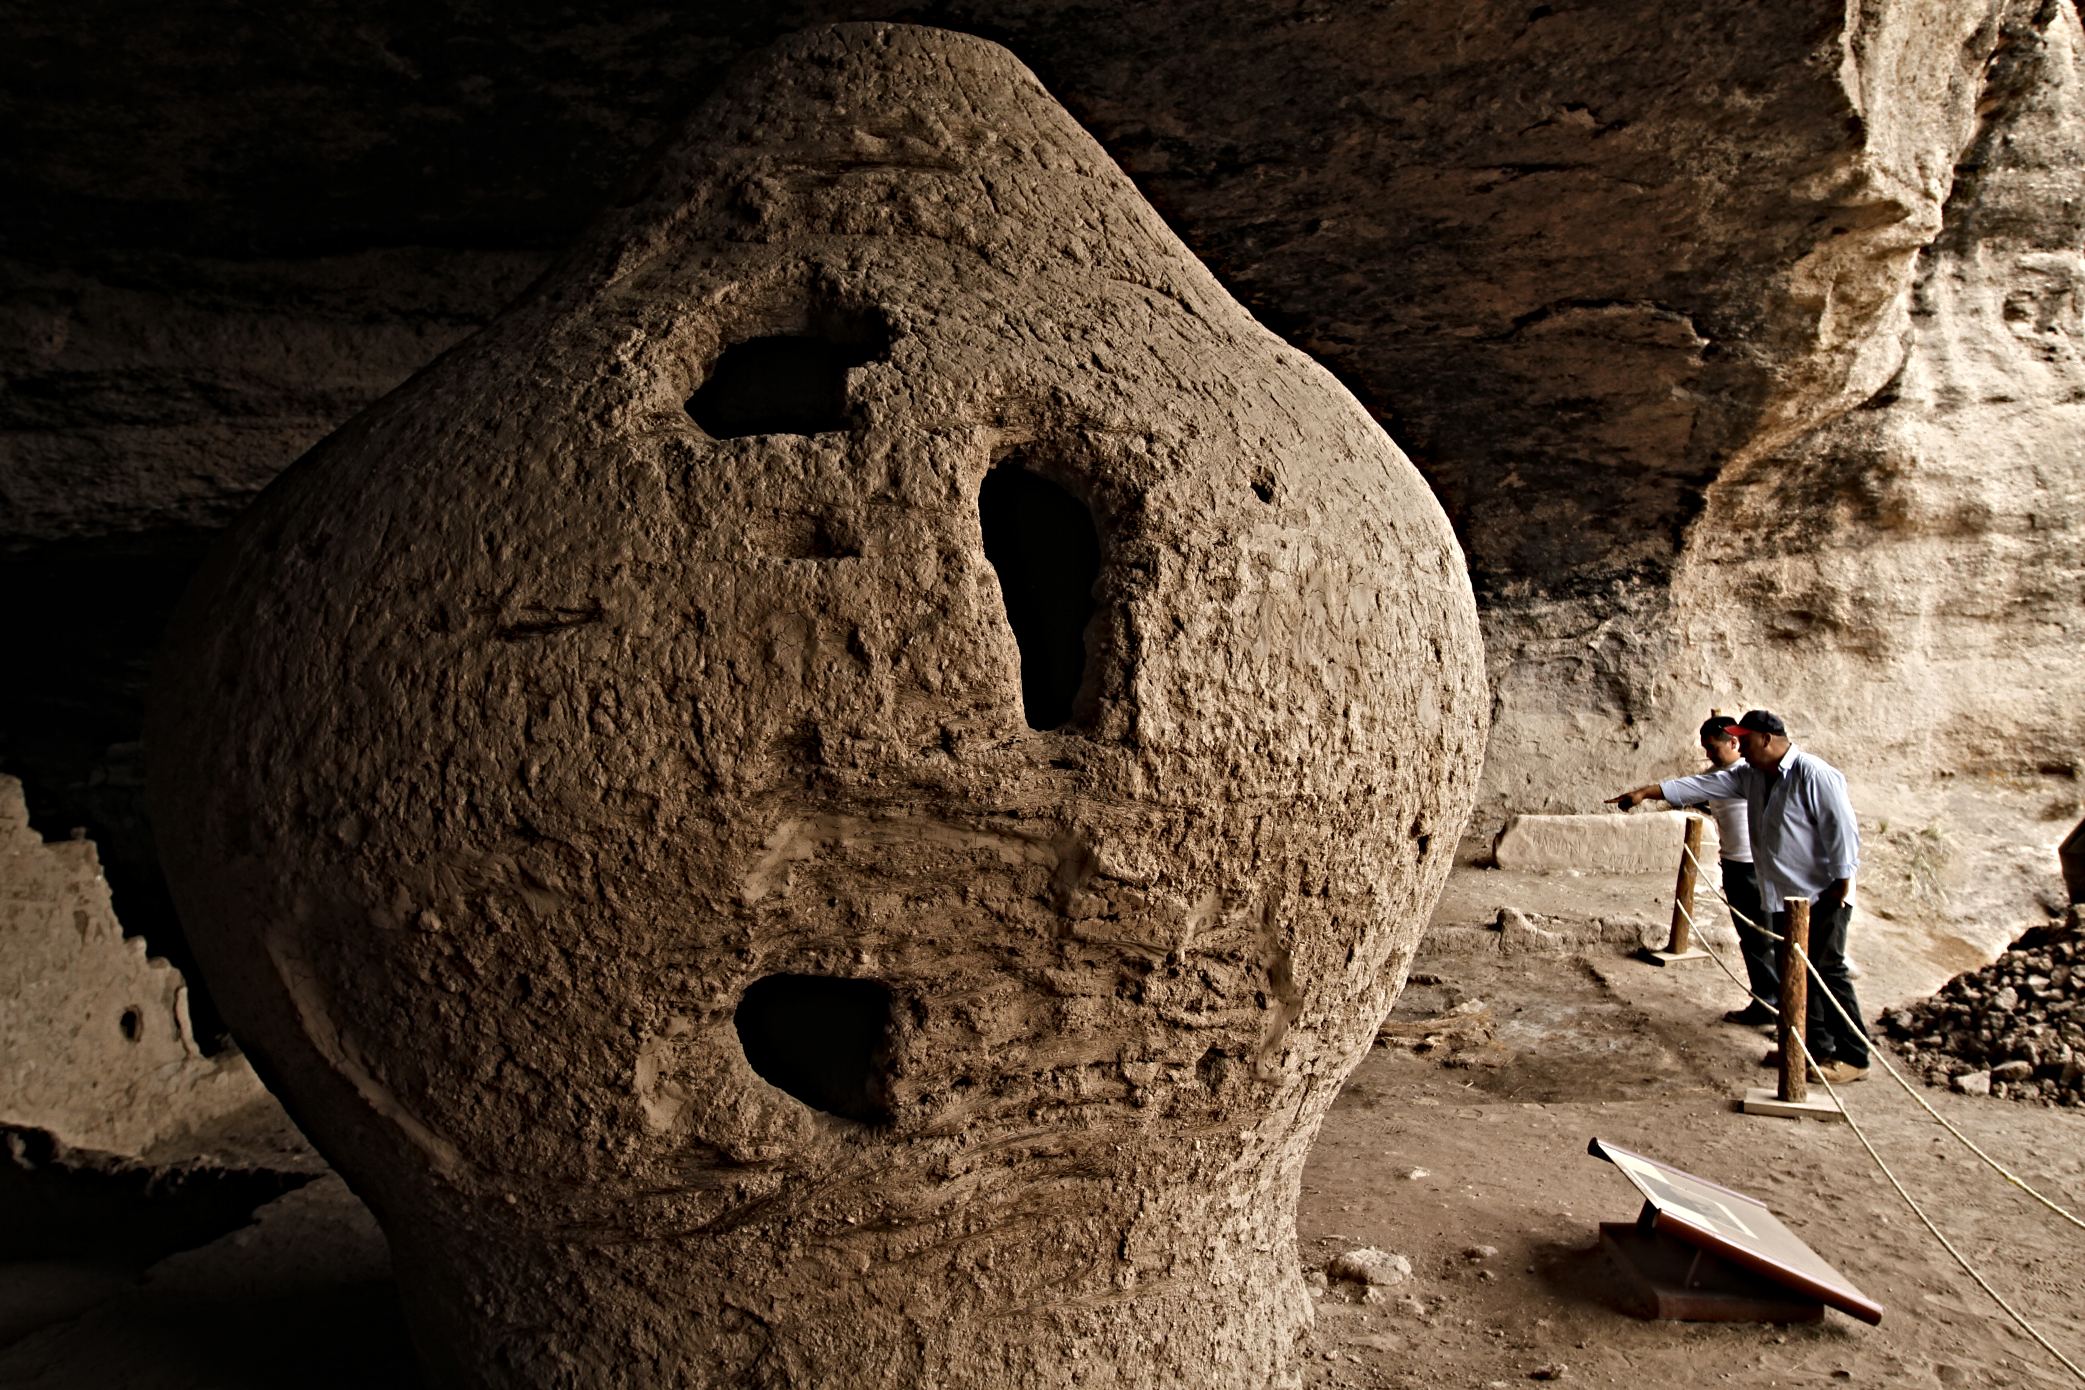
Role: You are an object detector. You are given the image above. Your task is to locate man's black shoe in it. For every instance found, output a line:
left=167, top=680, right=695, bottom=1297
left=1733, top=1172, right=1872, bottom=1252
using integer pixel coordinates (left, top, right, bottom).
left=1722, top=1005, right=1776, bottom=1026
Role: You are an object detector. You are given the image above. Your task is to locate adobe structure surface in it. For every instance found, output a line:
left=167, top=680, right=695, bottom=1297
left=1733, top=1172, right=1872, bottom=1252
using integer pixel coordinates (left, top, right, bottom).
left=148, top=24, right=1486, bottom=1389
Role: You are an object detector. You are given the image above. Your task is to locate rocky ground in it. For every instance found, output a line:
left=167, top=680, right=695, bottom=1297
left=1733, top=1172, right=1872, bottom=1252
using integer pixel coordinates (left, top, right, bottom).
left=3, top=811, right=2081, bottom=1389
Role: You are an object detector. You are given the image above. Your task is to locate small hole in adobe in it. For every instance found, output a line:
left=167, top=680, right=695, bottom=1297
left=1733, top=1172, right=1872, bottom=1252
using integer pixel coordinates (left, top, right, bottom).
left=119, top=1008, right=142, bottom=1042
left=685, top=313, right=890, bottom=438
left=734, top=974, right=895, bottom=1124
left=978, top=460, right=1103, bottom=731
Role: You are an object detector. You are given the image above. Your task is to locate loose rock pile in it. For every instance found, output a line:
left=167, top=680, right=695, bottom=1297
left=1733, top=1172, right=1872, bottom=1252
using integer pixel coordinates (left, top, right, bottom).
left=1878, top=923, right=2084, bottom=1106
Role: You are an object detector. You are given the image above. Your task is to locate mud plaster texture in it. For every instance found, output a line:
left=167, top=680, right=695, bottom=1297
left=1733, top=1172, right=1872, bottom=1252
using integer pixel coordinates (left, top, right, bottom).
left=0, top=775, right=263, bottom=1157
left=147, top=25, right=1486, bottom=1390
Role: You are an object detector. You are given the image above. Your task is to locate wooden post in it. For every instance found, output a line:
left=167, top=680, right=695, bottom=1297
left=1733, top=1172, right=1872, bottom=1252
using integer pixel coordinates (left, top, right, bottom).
left=1666, top=814, right=1706, bottom=954
left=1777, top=899, right=1811, bottom=1103
left=1741, top=894, right=1841, bottom=1120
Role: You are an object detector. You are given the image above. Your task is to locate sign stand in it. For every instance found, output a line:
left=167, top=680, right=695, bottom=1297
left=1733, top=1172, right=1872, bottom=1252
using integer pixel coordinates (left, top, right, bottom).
left=1598, top=1220, right=1826, bottom=1322
left=1740, top=898, right=1843, bottom=1121
left=1643, top=813, right=1710, bottom=965
left=1589, top=1138, right=1882, bottom=1325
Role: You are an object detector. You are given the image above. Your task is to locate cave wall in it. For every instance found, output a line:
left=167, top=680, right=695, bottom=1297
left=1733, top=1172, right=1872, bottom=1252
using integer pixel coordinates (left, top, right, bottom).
left=1484, top=0, right=2085, bottom=805
left=1665, top=0, right=2085, bottom=785
left=3, top=0, right=2081, bottom=976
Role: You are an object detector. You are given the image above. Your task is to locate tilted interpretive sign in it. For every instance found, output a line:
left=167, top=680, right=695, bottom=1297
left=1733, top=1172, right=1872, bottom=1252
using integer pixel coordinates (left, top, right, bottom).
left=1590, top=1138, right=1883, bottom=1325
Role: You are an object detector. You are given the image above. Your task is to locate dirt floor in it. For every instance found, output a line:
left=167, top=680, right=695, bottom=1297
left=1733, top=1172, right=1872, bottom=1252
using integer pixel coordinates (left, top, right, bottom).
left=4, top=790, right=2082, bottom=1389
left=1300, top=947, right=2085, bottom=1390
left=1293, top=782, right=2085, bottom=1390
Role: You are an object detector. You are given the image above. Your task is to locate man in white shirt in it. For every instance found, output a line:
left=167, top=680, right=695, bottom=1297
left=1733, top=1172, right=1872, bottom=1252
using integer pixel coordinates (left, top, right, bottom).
left=1610, top=710, right=1869, bottom=1082
left=1689, top=717, right=1773, bottom=1025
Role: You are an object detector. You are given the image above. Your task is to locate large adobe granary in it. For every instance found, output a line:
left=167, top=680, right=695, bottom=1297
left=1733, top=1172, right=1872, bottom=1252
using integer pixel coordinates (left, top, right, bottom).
left=5, top=2, right=2079, bottom=941
left=145, top=25, right=1484, bottom=1387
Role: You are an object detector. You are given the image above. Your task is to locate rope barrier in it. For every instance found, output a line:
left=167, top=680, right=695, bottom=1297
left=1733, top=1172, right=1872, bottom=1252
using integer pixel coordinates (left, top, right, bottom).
left=1792, top=1015, right=2085, bottom=1383
left=1679, top=842, right=2085, bottom=1235
left=1674, top=841, right=2085, bottom=1383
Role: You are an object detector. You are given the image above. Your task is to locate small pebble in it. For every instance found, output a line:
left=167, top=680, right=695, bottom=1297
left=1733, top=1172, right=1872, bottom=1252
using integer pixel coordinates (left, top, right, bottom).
left=1530, top=1364, right=1567, bottom=1381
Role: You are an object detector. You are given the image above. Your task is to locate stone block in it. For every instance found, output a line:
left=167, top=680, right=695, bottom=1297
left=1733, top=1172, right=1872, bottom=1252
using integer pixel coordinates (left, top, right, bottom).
left=1493, top=811, right=1694, bottom=875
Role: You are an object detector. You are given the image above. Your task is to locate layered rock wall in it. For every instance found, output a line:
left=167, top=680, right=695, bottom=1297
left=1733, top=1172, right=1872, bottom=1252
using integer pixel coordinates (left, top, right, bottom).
left=1670, top=0, right=2085, bottom=770
left=1483, top=0, right=2085, bottom=806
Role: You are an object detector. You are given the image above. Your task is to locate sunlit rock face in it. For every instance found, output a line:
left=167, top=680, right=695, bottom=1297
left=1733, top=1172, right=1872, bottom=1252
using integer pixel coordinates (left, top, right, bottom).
left=0, top=774, right=264, bottom=1155
left=1660, top=2, right=2085, bottom=780
left=148, top=24, right=1484, bottom=1389
left=1472, top=0, right=2085, bottom=805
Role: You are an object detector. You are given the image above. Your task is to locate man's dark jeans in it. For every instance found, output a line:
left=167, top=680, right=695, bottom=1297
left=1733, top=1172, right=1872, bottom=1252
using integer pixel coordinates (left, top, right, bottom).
left=1774, top=900, right=1868, bottom=1067
left=1722, top=859, right=1776, bottom=1008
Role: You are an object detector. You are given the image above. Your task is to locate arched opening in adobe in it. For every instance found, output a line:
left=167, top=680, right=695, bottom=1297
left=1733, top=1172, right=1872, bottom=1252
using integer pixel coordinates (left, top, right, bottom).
left=685, top=315, right=890, bottom=438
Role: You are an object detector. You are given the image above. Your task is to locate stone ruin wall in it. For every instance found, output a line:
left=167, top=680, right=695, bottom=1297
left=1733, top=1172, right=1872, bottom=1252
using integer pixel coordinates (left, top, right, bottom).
left=0, top=774, right=264, bottom=1157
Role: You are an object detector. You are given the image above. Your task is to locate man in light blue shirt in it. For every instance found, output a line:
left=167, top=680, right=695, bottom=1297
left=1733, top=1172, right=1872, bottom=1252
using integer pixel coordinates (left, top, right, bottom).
left=1610, top=709, right=1869, bottom=1081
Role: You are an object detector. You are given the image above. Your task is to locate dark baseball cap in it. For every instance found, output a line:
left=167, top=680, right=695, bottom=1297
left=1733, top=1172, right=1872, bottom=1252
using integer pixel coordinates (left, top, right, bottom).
left=1733, top=709, right=1786, bottom=736
left=1699, top=716, right=1739, bottom=739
